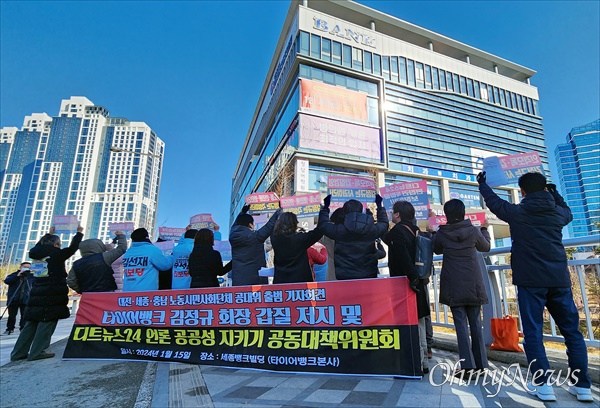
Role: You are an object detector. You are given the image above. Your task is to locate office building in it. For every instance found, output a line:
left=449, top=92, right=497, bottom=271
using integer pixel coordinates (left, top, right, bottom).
left=555, top=119, right=600, bottom=237
left=0, top=96, right=165, bottom=264
left=231, top=0, right=549, bottom=247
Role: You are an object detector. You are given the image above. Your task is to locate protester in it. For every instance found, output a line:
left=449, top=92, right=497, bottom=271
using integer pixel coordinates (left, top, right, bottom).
left=121, top=228, right=173, bottom=292
left=319, top=208, right=343, bottom=281
left=383, top=200, right=431, bottom=374
left=171, top=228, right=197, bottom=289
left=433, top=199, right=490, bottom=376
left=188, top=229, right=232, bottom=288
left=270, top=212, right=323, bottom=284
left=11, top=226, right=83, bottom=361
left=307, top=244, right=328, bottom=282
left=229, top=205, right=281, bottom=286
left=318, top=194, right=388, bottom=280
left=478, top=171, right=592, bottom=402
left=67, top=231, right=127, bottom=293
left=3, top=262, right=33, bottom=335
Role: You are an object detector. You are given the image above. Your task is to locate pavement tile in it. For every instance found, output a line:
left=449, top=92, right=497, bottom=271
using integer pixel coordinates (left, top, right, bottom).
left=247, top=376, right=290, bottom=387
left=319, top=378, right=360, bottom=391
left=202, top=373, right=252, bottom=396
left=223, top=386, right=271, bottom=400
left=304, top=389, right=351, bottom=404
left=278, top=376, right=321, bottom=388
left=257, top=386, right=305, bottom=401
left=354, top=379, right=394, bottom=392
left=395, top=393, right=441, bottom=407
left=442, top=394, right=485, bottom=408
left=401, top=379, right=442, bottom=394
left=341, top=390, right=388, bottom=406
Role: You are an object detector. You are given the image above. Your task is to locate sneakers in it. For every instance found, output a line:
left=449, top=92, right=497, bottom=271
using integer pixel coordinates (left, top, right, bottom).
left=3, top=329, right=14, bottom=335
left=527, top=382, right=556, bottom=402
left=28, top=352, right=55, bottom=361
left=568, top=385, right=593, bottom=402
left=427, top=347, right=432, bottom=359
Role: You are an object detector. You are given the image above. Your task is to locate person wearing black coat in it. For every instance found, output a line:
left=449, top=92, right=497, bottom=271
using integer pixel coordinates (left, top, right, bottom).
left=432, top=199, right=490, bottom=374
left=478, top=171, right=592, bottom=401
left=318, top=194, right=389, bottom=280
left=11, top=226, right=83, bottom=361
left=383, top=200, right=431, bottom=374
left=229, top=206, right=281, bottom=286
left=3, top=262, right=34, bottom=335
left=271, top=212, right=323, bottom=284
left=188, top=229, right=232, bottom=288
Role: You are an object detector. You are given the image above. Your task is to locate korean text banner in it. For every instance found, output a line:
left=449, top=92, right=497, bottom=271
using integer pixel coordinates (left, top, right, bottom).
left=159, top=227, right=187, bottom=243
left=190, top=214, right=216, bottom=230
left=245, top=192, right=280, bottom=215
left=298, top=114, right=381, bottom=161
left=428, top=212, right=487, bottom=231
left=108, top=222, right=135, bottom=236
left=327, top=176, right=376, bottom=205
left=380, top=180, right=429, bottom=219
left=280, top=192, right=322, bottom=217
left=63, top=278, right=421, bottom=377
left=53, top=215, right=79, bottom=234
left=300, top=79, right=368, bottom=123
left=483, top=151, right=544, bottom=186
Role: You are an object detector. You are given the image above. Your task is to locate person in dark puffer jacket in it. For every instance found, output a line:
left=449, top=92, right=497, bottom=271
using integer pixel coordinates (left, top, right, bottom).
left=67, top=231, right=127, bottom=293
left=478, top=171, right=592, bottom=402
left=11, top=225, right=83, bottom=361
left=317, top=194, right=388, bottom=280
left=188, top=229, right=232, bottom=288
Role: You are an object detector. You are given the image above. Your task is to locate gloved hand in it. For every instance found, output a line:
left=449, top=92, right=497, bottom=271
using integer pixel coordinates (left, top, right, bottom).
left=375, top=194, right=383, bottom=208
left=546, top=183, right=557, bottom=194
left=323, top=194, right=331, bottom=209
left=409, top=279, right=420, bottom=294
left=476, top=171, right=486, bottom=185
left=241, top=204, right=251, bottom=214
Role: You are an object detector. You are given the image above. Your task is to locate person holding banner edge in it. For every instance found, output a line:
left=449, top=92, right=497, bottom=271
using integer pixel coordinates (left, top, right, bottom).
left=11, top=225, right=84, bottom=361
left=318, top=194, right=389, bottom=280
left=477, top=171, right=592, bottom=402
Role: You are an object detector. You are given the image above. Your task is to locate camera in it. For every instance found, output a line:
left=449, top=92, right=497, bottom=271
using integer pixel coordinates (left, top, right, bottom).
left=20, top=269, right=31, bottom=275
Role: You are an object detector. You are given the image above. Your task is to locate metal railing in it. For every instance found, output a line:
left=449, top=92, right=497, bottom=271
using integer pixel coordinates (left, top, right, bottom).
left=422, top=235, right=600, bottom=348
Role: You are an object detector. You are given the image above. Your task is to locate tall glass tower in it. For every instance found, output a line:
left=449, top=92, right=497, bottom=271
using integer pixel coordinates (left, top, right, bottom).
left=231, top=0, right=549, bottom=247
left=0, top=97, right=165, bottom=264
left=555, top=119, right=600, bottom=237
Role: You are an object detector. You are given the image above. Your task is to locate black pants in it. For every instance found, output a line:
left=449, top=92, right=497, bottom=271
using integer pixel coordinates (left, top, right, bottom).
left=7, top=304, right=26, bottom=331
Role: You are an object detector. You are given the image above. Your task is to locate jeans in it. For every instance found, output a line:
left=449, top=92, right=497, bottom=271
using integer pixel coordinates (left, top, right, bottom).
left=450, top=305, right=488, bottom=370
left=517, top=286, right=591, bottom=388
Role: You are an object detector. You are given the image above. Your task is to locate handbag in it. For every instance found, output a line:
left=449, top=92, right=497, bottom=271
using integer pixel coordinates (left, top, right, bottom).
left=403, top=225, right=433, bottom=279
left=490, top=315, right=524, bottom=352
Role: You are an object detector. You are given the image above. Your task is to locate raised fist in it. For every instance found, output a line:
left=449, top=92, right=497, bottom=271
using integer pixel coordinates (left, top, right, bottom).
left=241, top=204, right=251, bottom=214
left=476, top=171, right=487, bottom=185
left=375, top=194, right=383, bottom=208
left=323, top=194, right=331, bottom=209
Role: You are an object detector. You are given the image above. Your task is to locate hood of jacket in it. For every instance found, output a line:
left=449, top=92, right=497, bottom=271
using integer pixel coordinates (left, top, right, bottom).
left=79, top=239, right=107, bottom=257
left=342, top=212, right=373, bottom=234
left=438, top=219, right=475, bottom=242
left=519, top=191, right=556, bottom=213
left=229, top=225, right=251, bottom=243
left=29, top=244, right=59, bottom=260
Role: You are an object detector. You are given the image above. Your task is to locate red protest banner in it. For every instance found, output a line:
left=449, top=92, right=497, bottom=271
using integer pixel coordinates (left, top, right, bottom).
left=64, top=278, right=421, bottom=377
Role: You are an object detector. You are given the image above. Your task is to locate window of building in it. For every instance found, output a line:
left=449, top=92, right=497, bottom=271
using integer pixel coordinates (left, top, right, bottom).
left=299, top=31, right=309, bottom=55
left=399, top=57, right=408, bottom=85
left=446, top=72, right=453, bottom=91
left=415, top=62, right=425, bottom=88
left=407, top=59, right=416, bottom=87
left=467, top=78, right=474, bottom=97
left=352, top=47, right=363, bottom=71
left=424, top=65, right=432, bottom=89
left=382, top=56, right=390, bottom=80
left=439, top=69, right=446, bottom=90
left=321, top=38, right=331, bottom=62
left=310, top=34, right=321, bottom=59
left=432, top=67, right=439, bottom=90
left=364, top=50, right=372, bottom=73
left=332, top=41, right=342, bottom=65
left=342, top=44, right=352, bottom=68
left=373, top=53, right=381, bottom=76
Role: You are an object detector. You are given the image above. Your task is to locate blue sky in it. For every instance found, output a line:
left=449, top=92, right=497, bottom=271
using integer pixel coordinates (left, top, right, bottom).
left=1, top=1, right=598, bottom=239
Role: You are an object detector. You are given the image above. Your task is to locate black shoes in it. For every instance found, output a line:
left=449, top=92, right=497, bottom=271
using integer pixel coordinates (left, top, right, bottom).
left=3, top=329, right=14, bottom=335
left=29, top=352, right=55, bottom=361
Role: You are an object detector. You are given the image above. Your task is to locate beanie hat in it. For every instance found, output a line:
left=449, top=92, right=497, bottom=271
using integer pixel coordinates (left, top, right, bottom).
left=131, top=228, right=150, bottom=242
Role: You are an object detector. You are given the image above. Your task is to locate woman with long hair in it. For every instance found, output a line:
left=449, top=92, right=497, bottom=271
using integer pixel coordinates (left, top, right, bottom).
left=188, top=229, right=232, bottom=288
left=270, top=212, right=323, bottom=284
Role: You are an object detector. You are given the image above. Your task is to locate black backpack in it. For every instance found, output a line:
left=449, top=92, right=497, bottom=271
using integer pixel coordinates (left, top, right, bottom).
left=403, top=226, right=433, bottom=279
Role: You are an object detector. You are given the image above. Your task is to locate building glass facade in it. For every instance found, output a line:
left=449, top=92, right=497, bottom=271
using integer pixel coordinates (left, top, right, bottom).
left=0, top=97, right=165, bottom=264
left=231, top=0, right=550, bottom=245
left=555, top=119, right=600, bottom=237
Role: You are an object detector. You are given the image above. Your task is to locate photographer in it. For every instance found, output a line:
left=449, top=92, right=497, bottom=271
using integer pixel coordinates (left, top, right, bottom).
left=3, top=262, right=34, bottom=335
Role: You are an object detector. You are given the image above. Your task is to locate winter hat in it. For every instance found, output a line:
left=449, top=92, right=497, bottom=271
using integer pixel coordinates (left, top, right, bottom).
left=131, top=228, right=150, bottom=242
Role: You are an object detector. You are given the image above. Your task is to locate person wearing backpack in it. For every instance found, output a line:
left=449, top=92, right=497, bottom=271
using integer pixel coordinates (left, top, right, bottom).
left=433, top=199, right=490, bottom=376
left=383, top=200, right=431, bottom=374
